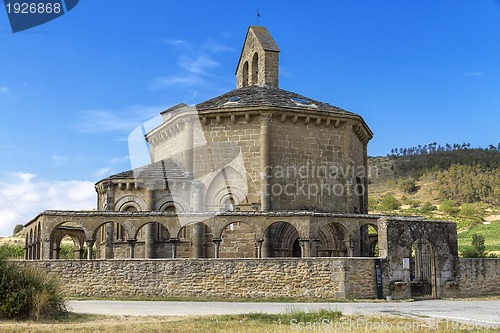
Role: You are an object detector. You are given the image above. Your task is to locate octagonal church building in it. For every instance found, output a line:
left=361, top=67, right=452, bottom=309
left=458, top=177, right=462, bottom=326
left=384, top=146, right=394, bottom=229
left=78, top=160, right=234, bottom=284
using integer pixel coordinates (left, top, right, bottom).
left=24, top=27, right=465, bottom=300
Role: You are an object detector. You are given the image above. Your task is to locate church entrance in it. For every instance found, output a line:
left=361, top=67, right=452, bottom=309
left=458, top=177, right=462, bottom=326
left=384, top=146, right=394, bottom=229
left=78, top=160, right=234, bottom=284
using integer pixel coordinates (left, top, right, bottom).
left=410, top=238, right=436, bottom=298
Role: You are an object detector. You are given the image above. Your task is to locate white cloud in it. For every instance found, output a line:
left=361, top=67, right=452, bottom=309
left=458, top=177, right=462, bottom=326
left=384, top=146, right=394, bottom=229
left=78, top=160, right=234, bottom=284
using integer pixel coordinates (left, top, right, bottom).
left=152, top=36, right=233, bottom=90
left=75, top=105, right=163, bottom=134
left=152, top=74, right=206, bottom=87
left=95, top=167, right=111, bottom=177
left=0, top=173, right=95, bottom=237
left=0, top=86, right=10, bottom=94
left=179, top=55, right=220, bottom=75
left=464, top=71, right=483, bottom=77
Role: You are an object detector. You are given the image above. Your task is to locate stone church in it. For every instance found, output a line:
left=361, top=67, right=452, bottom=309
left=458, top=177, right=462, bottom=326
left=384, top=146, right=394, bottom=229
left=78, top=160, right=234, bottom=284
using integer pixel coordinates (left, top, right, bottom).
left=23, top=27, right=477, bottom=300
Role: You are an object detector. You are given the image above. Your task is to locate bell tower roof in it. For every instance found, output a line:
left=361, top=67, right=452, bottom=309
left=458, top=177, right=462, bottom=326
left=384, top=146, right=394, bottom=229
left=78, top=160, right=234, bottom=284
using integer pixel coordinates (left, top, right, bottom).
left=235, top=26, right=280, bottom=88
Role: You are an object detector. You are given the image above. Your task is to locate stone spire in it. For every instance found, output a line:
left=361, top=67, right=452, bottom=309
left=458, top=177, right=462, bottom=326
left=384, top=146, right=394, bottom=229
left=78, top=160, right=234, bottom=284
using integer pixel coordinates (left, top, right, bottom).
left=235, top=26, right=280, bottom=88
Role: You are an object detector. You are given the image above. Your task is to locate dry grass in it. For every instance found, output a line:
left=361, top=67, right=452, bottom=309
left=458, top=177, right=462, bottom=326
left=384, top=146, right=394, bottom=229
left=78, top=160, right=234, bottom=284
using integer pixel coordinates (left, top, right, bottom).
left=0, top=312, right=497, bottom=333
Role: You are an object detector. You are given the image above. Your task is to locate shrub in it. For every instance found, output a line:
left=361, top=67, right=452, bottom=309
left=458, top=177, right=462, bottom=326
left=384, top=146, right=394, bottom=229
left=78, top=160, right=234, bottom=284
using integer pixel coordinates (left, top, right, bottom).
left=401, top=196, right=420, bottom=208
left=379, top=195, right=400, bottom=211
left=0, top=243, right=25, bottom=259
left=0, top=257, right=66, bottom=320
left=458, top=203, right=485, bottom=223
left=461, top=234, right=487, bottom=258
left=13, top=224, right=24, bottom=235
left=368, top=197, right=379, bottom=210
left=399, top=178, right=418, bottom=193
left=439, top=199, right=459, bottom=215
left=420, top=202, right=437, bottom=213
left=471, top=233, right=486, bottom=257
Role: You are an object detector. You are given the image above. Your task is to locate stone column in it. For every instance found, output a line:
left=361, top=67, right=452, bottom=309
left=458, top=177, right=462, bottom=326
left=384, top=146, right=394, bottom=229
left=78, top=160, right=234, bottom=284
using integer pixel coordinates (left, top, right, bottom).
left=128, top=239, right=137, bottom=258
left=105, top=223, right=114, bottom=259
left=145, top=189, right=156, bottom=258
left=260, top=113, right=272, bottom=211
left=256, top=240, right=264, bottom=258
left=213, top=239, right=222, bottom=258
left=184, top=118, right=194, bottom=176
left=27, top=243, right=32, bottom=260
left=86, top=240, right=95, bottom=260
left=36, top=241, right=41, bottom=260
left=344, top=238, right=355, bottom=257
left=362, top=143, right=369, bottom=214
left=261, top=230, right=272, bottom=258
left=105, top=181, right=115, bottom=259
left=170, top=239, right=179, bottom=258
left=299, top=239, right=311, bottom=258
left=343, top=123, right=354, bottom=212
left=192, top=180, right=204, bottom=258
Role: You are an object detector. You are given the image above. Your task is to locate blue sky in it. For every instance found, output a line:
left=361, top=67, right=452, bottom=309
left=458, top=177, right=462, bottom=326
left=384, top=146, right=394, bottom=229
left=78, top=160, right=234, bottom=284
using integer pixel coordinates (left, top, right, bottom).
left=1, top=1, right=499, bottom=236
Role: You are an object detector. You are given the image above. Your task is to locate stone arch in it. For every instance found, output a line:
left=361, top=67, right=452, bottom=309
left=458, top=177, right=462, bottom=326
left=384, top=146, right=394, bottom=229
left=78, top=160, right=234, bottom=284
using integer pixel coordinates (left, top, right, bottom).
left=315, top=221, right=348, bottom=257
left=91, top=220, right=128, bottom=259
left=242, top=61, right=249, bottom=87
left=134, top=221, right=171, bottom=258
left=251, top=52, right=258, bottom=85
left=114, top=195, right=146, bottom=212
left=205, top=166, right=249, bottom=210
left=219, top=220, right=257, bottom=258
left=156, top=195, right=187, bottom=211
left=262, top=221, right=300, bottom=257
left=176, top=222, right=214, bottom=258
left=49, top=222, right=86, bottom=259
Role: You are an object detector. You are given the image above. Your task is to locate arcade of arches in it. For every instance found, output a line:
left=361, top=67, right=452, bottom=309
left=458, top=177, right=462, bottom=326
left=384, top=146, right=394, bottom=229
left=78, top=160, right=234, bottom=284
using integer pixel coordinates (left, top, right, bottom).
left=24, top=211, right=380, bottom=260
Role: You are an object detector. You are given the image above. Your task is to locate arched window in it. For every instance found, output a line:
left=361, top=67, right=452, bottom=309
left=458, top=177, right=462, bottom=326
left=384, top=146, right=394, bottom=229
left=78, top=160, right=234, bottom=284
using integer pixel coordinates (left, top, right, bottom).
left=242, top=61, right=249, bottom=87
left=224, top=197, right=235, bottom=212
left=251, top=53, right=258, bottom=85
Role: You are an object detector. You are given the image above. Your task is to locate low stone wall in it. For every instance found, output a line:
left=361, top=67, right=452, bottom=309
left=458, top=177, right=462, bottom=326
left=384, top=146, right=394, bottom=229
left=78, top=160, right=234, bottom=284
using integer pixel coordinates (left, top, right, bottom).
left=17, top=258, right=379, bottom=299
left=452, top=258, right=500, bottom=297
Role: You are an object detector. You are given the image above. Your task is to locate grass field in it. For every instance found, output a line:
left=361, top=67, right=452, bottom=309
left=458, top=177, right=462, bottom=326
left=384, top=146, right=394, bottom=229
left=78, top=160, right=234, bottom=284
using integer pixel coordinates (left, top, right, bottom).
left=1, top=311, right=497, bottom=333
left=457, top=222, right=500, bottom=256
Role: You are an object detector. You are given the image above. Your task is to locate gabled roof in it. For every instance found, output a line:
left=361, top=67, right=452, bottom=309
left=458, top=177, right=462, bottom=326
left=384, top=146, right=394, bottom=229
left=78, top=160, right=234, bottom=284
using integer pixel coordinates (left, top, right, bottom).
left=235, top=26, right=280, bottom=75
left=249, top=26, right=280, bottom=52
left=97, top=159, right=187, bottom=183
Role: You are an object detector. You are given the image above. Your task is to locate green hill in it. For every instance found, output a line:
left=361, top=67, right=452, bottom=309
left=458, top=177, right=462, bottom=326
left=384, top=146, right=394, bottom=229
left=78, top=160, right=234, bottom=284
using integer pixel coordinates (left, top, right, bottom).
left=368, top=143, right=500, bottom=257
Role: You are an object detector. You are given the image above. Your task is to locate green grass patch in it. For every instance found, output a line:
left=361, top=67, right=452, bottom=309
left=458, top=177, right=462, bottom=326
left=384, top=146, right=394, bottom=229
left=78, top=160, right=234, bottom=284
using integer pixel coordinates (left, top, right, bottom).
left=457, top=222, right=500, bottom=255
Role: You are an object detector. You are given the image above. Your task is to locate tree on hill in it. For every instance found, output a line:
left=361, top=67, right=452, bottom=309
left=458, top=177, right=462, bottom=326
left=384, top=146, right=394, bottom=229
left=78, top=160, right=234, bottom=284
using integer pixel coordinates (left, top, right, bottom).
left=12, top=224, right=23, bottom=235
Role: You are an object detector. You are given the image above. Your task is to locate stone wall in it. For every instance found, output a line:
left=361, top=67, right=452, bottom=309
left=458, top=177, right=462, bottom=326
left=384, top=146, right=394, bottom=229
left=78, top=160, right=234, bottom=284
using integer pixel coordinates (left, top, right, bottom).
left=445, top=258, right=500, bottom=297
left=17, top=258, right=379, bottom=299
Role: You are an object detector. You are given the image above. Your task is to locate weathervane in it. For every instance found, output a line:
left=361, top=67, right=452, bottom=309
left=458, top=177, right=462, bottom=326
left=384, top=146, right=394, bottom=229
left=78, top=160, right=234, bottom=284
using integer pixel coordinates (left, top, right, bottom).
left=257, top=9, right=260, bottom=25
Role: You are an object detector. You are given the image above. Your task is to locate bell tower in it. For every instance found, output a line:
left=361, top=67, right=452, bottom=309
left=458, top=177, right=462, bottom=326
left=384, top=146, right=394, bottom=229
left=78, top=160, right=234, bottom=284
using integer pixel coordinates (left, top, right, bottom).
left=235, top=26, right=280, bottom=88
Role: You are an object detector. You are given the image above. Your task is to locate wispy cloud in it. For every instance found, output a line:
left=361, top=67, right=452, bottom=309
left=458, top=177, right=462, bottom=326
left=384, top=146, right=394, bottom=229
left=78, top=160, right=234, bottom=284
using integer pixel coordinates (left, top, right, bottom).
left=179, top=55, right=220, bottom=75
left=464, top=71, right=483, bottom=77
left=95, top=167, right=111, bottom=177
left=0, top=86, right=10, bottom=95
left=75, top=105, right=163, bottom=134
left=152, top=74, right=205, bottom=87
left=0, top=172, right=95, bottom=237
left=153, top=36, right=234, bottom=90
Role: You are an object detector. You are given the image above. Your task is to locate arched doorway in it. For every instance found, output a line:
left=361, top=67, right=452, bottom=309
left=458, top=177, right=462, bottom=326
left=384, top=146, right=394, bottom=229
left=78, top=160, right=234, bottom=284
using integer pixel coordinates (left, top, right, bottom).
left=262, top=221, right=300, bottom=257
left=50, top=223, right=86, bottom=259
left=316, top=222, right=347, bottom=257
left=410, top=238, right=436, bottom=298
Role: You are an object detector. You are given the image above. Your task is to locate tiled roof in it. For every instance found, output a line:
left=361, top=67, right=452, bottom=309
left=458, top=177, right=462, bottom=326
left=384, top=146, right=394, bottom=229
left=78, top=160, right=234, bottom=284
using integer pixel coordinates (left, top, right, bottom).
left=99, top=159, right=187, bottom=182
left=196, top=85, right=354, bottom=115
